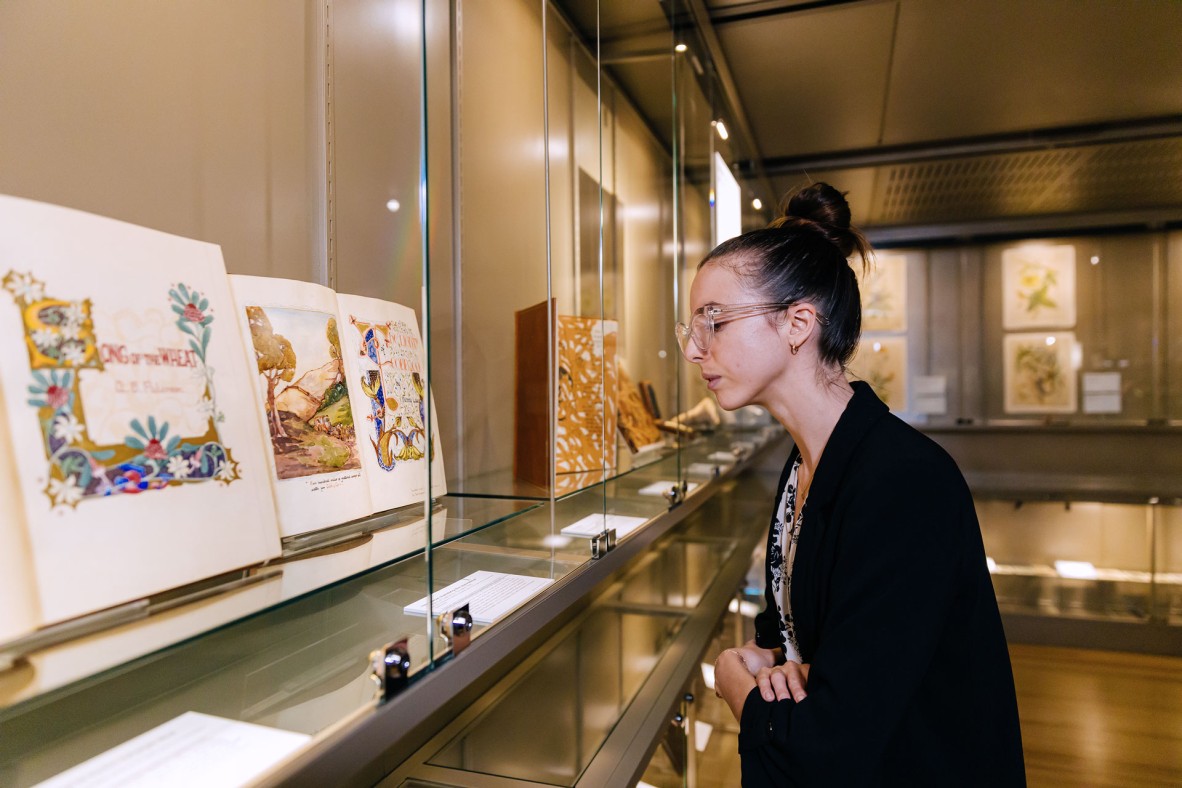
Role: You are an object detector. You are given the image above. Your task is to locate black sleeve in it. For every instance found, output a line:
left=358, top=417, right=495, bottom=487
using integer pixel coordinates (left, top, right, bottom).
left=738, top=457, right=967, bottom=786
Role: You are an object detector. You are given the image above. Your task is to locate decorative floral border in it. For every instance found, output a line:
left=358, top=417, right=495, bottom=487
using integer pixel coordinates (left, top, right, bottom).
left=4, top=271, right=240, bottom=508
left=353, top=318, right=427, bottom=472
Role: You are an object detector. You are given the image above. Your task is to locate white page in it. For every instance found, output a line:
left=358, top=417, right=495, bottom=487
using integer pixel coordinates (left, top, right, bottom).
left=0, top=371, right=39, bottom=641
left=403, top=570, right=552, bottom=625
left=0, top=196, right=280, bottom=624
left=335, top=293, right=446, bottom=513
left=637, top=480, right=700, bottom=497
left=229, top=275, right=373, bottom=537
left=34, top=711, right=309, bottom=788
left=560, top=513, right=648, bottom=539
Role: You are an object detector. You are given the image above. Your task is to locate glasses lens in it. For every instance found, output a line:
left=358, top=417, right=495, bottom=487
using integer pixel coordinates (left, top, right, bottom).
left=691, top=312, right=712, bottom=352
left=674, top=322, right=691, bottom=353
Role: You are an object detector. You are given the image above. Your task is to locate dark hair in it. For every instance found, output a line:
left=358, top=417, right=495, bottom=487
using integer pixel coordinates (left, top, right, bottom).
left=700, top=182, right=872, bottom=368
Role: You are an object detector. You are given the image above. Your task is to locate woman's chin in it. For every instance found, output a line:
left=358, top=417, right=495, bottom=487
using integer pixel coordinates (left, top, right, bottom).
left=712, top=388, right=746, bottom=413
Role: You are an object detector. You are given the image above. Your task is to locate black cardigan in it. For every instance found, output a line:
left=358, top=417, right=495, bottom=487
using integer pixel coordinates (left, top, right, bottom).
left=742, top=382, right=1025, bottom=786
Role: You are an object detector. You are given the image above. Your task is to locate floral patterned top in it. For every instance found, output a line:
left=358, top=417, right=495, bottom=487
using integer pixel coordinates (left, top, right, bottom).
left=768, top=453, right=806, bottom=663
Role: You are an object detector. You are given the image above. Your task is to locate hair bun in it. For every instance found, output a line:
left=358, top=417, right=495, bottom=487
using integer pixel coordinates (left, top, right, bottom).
left=768, top=182, right=871, bottom=269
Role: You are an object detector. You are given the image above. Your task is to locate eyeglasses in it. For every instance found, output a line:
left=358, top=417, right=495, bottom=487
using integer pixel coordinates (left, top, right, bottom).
left=675, top=302, right=789, bottom=357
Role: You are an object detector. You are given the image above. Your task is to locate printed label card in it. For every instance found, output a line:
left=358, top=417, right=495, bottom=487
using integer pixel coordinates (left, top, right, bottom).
left=230, top=276, right=372, bottom=537
left=335, top=293, right=446, bottom=513
left=0, top=196, right=280, bottom=625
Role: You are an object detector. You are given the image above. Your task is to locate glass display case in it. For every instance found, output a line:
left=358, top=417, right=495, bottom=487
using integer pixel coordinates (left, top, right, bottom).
left=0, top=0, right=778, bottom=784
left=851, top=231, right=1182, bottom=651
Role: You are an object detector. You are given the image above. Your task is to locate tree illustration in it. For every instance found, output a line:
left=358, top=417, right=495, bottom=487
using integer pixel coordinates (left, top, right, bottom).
left=326, top=316, right=343, bottom=383
left=246, top=306, right=296, bottom=438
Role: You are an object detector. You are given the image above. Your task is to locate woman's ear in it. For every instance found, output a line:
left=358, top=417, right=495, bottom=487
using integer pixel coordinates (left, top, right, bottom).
left=785, top=302, right=820, bottom=352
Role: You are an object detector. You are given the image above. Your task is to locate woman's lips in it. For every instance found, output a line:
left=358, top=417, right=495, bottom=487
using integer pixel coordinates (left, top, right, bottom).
left=703, top=374, right=720, bottom=390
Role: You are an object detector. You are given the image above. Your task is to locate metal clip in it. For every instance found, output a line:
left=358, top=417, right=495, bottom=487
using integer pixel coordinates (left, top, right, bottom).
left=592, top=531, right=608, bottom=559
left=439, top=603, right=473, bottom=655
left=662, top=484, right=682, bottom=506
left=591, top=527, right=618, bottom=559
left=369, top=637, right=411, bottom=701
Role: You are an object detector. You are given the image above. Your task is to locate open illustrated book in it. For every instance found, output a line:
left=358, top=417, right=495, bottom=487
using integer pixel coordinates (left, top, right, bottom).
left=229, top=276, right=446, bottom=539
left=0, top=197, right=447, bottom=646
left=0, top=196, right=281, bottom=642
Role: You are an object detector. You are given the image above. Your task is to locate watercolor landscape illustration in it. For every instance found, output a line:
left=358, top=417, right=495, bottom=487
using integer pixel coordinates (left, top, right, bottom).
left=246, top=306, right=359, bottom=480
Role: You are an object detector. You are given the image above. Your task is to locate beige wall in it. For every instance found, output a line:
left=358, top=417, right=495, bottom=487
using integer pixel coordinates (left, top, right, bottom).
left=0, top=0, right=325, bottom=281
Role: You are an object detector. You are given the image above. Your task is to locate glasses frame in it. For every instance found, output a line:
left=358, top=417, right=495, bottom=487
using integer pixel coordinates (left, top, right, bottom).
left=675, top=301, right=787, bottom=357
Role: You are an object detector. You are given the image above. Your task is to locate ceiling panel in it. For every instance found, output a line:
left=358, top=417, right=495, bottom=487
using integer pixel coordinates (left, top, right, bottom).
left=865, top=138, right=1182, bottom=226
left=716, top=0, right=897, bottom=159
left=883, top=0, right=1182, bottom=145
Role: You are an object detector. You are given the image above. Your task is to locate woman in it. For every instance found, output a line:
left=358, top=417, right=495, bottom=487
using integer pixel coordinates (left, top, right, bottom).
left=680, top=184, right=1025, bottom=786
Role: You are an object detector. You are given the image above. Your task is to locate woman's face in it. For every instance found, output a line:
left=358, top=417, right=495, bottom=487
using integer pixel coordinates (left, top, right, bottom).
left=685, top=260, right=793, bottom=411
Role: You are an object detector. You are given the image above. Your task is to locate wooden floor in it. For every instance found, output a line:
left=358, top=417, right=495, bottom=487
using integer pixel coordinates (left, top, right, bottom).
left=645, top=644, right=1182, bottom=787
left=1012, top=644, right=1182, bottom=787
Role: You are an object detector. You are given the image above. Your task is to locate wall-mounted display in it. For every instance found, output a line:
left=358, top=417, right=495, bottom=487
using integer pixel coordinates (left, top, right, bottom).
left=1003, top=331, right=1077, bottom=413
left=1002, top=244, right=1076, bottom=329
left=848, top=337, right=907, bottom=412
left=0, top=196, right=281, bottom=637
left=861, top=253, right=908, bottom=333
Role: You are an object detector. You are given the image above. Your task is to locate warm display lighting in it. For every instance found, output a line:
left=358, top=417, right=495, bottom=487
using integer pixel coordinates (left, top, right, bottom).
left=727, top=598, right=760, bottom=617
left=1054, top=560, right=1098, bottom=580
left=752, top=197, right=763, bottom=210
left=674, top=43, right=688, bottom=53
left=386, top=199, right=401, bottom=213
left=713, top=120, right=729, bottom=140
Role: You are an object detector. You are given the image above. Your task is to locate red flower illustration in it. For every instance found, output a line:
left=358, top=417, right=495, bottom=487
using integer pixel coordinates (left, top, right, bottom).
left=46, top=385, right=69, bottom=410
left=183, top=303, right=205, bottom=322
left=144, top=438, right=168, bottom=461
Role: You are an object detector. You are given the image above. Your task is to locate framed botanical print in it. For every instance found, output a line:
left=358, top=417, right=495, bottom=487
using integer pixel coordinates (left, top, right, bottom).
left=860, top=253, right=907, bottom=333
left=1003, top=332, right=1077, bottom=414
left=1002, top=244, right=1076, bottom=329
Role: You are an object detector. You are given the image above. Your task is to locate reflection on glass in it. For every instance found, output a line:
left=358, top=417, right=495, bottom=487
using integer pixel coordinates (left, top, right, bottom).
left=428, top=608, right=684, bottom=785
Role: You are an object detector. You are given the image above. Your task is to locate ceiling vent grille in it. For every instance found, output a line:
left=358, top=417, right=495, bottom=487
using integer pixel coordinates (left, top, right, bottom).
left=868, top=138, right=1182, bottom=226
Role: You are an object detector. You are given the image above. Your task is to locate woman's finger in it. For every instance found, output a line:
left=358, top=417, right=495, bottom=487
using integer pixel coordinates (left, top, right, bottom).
left=769, top=668, right=791, bottom=701
left=755, top=667, right=776, bottom=702
left=784, top=663, right=808, bottom=702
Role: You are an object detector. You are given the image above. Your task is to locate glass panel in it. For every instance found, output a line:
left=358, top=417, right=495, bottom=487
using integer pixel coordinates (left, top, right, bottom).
left=1158, top=503, right=1182, bottom=625
left=439, top=0, right=553, bottom=501
left=0, top=0, right=434, bottom=779
left=427, top=606, right=685, bottom=785
left=978, top=498, right=1154, bottom=620
left=0, top=553, right=433, bottom=786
